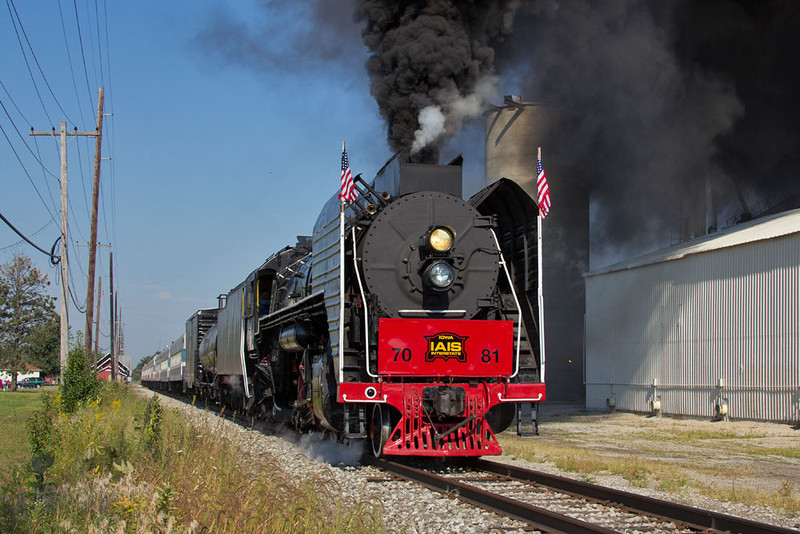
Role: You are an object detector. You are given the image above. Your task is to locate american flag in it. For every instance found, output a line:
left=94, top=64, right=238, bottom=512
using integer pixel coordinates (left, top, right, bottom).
left=339, top=145, right=357, bottom=204
left=536, top=152, right=551, bottom=219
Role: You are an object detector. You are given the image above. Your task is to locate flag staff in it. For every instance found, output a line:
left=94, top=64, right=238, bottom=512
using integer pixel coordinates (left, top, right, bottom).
left=537, top=146, right=547, bottom=382
left=338, top=141, right=346, bottom=383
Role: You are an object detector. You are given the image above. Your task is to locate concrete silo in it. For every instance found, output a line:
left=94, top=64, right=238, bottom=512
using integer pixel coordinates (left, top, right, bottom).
left=485, top=96, right=589, bottom=401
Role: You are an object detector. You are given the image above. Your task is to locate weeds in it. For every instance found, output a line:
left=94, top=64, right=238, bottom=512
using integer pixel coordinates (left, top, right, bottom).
left=0, top=384, right=383, bottom=533
left=701, top=479, right=800, bottom=514
left=60, top=338, right=99, bottom=413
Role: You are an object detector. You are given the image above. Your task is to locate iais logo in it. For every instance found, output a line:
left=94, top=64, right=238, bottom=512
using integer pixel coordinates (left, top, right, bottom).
left=424, top=332, right=469, bottom=362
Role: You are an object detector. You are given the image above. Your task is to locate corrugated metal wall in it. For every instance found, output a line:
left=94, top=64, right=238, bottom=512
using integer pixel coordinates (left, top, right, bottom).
left=586, top=233, right=800, bottom=422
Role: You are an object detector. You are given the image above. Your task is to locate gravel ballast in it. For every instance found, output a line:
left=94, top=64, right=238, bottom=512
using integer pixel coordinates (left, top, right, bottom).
left=138, top=388, right=800, bottom=533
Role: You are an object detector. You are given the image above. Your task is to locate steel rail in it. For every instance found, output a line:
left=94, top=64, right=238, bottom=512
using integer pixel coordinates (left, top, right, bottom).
left=476, top=459, right=800, bottom=534
left=363, top=456, right=618, bottom=534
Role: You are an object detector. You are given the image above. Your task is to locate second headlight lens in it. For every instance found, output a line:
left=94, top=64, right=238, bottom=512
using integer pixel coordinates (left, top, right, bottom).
left=428, top=261, right=454, bottom=289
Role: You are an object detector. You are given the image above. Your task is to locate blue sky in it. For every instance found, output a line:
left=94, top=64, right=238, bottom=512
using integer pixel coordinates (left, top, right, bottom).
left=0, top=1, right=490, bottom=366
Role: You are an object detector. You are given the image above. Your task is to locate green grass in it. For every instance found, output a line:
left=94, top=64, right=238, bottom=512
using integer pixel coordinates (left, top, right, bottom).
left=632, top=428, right=766, bottom=441
left=1, top=384, right=383, bottom=533
left=0, top=389, right=45, bottom=474
left=743, top=446, right=800, bottom=459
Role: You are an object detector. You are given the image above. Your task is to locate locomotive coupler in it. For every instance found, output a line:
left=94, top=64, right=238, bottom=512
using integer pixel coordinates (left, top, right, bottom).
left=423, top=386, right=466, bottom=417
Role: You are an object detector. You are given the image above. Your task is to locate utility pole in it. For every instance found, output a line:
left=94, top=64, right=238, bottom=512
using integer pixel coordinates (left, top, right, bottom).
left=109, top=251, right=115, bottom=380
left=94, top=275, right=102, bottom=359
left=85, top=87, right=104, bottom=359
left=79, top=241, right=110, bottom=369
left=31, top=121, right=99, bottom=380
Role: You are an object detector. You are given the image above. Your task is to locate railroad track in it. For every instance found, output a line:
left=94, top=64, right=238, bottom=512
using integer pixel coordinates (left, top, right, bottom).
left=363, top=456, right=800, bottom=534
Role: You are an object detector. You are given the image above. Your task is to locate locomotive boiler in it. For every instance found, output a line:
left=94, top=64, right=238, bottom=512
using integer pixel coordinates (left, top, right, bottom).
left=146, top=154, right=546, bottom=457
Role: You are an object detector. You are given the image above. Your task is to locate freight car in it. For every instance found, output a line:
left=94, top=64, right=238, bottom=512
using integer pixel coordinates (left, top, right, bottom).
left=143, top=154, right=546, bottom=457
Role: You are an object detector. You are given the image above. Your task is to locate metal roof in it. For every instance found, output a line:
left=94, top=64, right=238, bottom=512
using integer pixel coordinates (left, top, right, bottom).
left=588, top=207, right=800, bottom=277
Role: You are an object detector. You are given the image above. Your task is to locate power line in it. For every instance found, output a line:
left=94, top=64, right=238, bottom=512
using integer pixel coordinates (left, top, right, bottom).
left=57, top=0, right=88, bottom=126
left=6, top=0, right=78, bottom=126
left=0, top=210, right=60, bottom=263
left=0, top=94, right=60, bottom=180
left=0, top=78, right=32, bottom=126
left=0, top=218, right=54, bottom=252
left=93, top=0, right=104, bottom=83
left=0, top=120, right=59, bottom=224
left=31, top=136, right=61, bottom=217
left=68, top=274, right=86, bottom=312
left=72, top=0, right=95, bottom=109
left=74, top=135, right=92, bottom=219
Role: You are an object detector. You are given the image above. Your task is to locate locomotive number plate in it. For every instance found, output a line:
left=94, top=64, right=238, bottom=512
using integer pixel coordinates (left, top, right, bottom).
left=377, top=318, right=514, bottom=377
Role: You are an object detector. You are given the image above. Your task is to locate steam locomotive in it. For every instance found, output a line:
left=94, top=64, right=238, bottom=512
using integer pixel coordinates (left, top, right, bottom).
left=142, top=154, right=545, bottom=457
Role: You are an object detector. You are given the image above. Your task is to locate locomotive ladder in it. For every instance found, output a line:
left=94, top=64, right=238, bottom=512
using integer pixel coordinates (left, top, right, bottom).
left=500, top=296, right=540, bottom=438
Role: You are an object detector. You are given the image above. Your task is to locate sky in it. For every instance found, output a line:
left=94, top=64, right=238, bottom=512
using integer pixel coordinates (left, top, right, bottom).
left=0, top=1, right=488, bottom=366
left=3, top=1, right=799, bottom=368
left=2, top=1, right=361, bottom=364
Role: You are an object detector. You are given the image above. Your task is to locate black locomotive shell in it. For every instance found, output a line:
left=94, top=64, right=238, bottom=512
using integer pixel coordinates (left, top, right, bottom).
left=359, top=191, right=498, bottom=319
left=144, top=154, right=546, bottom=457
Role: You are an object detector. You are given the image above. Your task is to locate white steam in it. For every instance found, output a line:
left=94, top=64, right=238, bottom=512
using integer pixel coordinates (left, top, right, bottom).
left=411, top=106, right=446, bottom=154
left=410, top=75, right=500, bottom=155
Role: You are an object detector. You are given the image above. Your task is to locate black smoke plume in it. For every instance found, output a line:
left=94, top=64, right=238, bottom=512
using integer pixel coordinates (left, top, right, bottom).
left=495, top=0, right=800, bottom=262
left=195, top=1, right=799, bottom=262
left=355, top=0, right=522, bottom=162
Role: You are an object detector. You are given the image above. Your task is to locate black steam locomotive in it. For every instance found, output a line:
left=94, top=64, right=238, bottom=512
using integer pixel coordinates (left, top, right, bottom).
left=142, top=154, right=545, bottom=457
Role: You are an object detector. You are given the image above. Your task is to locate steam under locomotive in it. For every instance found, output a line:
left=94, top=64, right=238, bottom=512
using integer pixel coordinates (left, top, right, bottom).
left=142, top=154, right=546, bottom=457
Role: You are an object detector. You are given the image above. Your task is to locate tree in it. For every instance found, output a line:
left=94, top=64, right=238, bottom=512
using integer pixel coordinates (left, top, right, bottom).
left=0, top=253, right=57, bottom=390
left=23, top=316, right=60, bottom=378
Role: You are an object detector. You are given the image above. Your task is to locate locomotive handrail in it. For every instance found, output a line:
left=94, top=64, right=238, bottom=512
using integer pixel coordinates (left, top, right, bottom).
left=352, top=227, right=378, bottom=378
left=397, top=309, right=466, bottom=316
left=497, top=392, right=543, bottom=403
left=239, top=311, right=252, bottom=399
left=342, top=394, right=387, bottom=403
left=490, top=229, right=523, bottom=379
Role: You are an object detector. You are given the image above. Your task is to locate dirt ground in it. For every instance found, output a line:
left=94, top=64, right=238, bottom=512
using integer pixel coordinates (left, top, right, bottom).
left=497, top=402, right=800, bottom=528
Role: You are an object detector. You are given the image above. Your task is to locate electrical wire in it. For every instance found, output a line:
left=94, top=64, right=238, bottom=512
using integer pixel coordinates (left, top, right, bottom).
left=0, top=120, right=59, bottom=224
left=57, top=0, right=87, bottom=125
left=93, top=0, right=104, bottom=83
left=68, top=277, right=86, bottom=313
left=0, top=95, right=60, bottom=180
left=0, top=78, right=32, bottom=127
left=74, top=135, right=92, bottom=219
left=81, top=0, right=99, bottom=88
left=31, top=137, right=61, bottom=216
left=0, top=219, right=54, bottom=252
left=6, top=0, right=78, bottom=126
left=5, top=0, right=53, bottom=125
left=0, top=211, right=60, bottom=264
left=72, top=0, right=95, bottom=109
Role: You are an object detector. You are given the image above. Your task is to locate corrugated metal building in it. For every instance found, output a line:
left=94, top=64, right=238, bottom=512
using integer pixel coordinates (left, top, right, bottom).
left=585, top=208, right=800, bottom=422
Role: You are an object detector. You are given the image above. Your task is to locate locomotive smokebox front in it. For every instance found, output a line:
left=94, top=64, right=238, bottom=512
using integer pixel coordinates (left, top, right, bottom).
left=359, top=191, right=499, bottom=319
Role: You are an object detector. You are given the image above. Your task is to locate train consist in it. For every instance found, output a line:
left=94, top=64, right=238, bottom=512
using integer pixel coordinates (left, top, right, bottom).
left=142, top=155, right=546, bottom=457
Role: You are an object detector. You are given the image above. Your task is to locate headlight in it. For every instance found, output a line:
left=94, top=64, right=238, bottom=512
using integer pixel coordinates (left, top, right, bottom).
left=428, top=227, right=454, bottom=252
left=428, top=261, right=454, bottom=289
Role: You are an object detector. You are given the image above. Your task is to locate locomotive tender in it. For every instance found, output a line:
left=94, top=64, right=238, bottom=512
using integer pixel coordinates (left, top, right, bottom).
left=142, top=154, right=546, bottom=457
